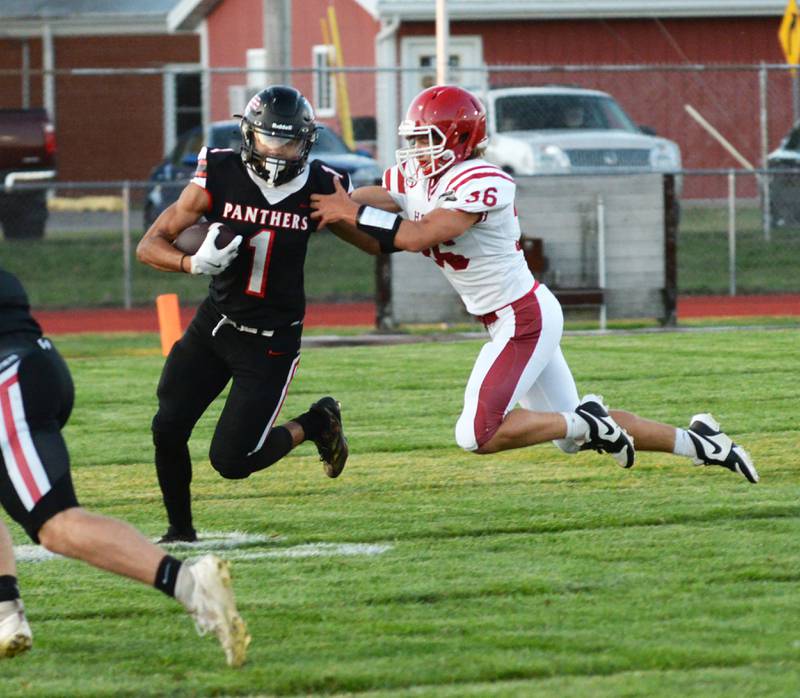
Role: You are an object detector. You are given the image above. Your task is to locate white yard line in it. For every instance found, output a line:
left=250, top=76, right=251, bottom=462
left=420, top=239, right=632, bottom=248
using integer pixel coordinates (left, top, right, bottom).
left=14, top=531, right=392, bottom=563
left=226, top=543, right=393, bottom=560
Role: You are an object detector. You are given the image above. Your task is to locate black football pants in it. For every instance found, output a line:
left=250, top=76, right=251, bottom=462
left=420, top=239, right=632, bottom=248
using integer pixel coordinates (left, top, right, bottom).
left=0, top=337, right=79, bottom=542
left=151, top=299, right=302, bottom=531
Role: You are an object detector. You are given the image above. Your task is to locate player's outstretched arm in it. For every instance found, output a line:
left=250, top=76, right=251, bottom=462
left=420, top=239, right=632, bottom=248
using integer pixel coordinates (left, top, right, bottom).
left=136, top=183, right=209, bottom=273
left=393, top=208, right=479, bottom=252
left=316, top=184, right=402, bottom=255
left=311, top=177, right=478, bottom=254
left=327, top=222, right=381, bottom=256
left=351, top=186, right=401, bottom=211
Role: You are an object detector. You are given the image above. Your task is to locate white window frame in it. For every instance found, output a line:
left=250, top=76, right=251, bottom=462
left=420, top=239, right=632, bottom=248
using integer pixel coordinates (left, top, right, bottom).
left=312, top=44, right=336, bottom=118
left=162, top=62, right=203, bottom=156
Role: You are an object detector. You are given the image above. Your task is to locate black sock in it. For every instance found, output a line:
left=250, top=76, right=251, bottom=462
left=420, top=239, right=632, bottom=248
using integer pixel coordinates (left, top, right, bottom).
left=292, top=410, right=327, bottom=442
left=154, top=555, right=182, bottom=598
left=0, top=575, right=20, bottom=602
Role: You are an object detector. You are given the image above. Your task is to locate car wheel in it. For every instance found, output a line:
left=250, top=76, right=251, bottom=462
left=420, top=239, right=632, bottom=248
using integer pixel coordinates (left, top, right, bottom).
left=0, top=191, right=48, bottom=240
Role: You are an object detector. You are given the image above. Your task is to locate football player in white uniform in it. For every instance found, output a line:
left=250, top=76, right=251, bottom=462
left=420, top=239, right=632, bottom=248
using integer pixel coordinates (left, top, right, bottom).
left=311, top=85, right=757, bottom=484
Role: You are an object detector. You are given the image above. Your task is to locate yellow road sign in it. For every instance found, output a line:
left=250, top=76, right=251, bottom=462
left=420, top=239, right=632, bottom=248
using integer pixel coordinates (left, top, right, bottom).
left=779, top=0, right=800, bottom=65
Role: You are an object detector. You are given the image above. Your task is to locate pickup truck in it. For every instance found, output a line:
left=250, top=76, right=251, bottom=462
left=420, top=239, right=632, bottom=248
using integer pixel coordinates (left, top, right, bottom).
left=0, top=108, right=57, bottom=240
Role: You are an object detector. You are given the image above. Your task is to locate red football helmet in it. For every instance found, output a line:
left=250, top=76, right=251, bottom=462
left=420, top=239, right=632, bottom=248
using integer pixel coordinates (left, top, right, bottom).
left=396, top=85, right=488, bottom=183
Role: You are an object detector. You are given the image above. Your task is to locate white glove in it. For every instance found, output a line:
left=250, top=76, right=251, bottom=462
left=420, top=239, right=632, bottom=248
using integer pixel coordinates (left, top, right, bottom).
left=190, top=223, right=242, bottom=275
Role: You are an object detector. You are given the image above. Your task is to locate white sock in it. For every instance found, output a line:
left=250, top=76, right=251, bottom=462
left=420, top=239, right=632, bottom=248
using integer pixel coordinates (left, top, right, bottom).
left=174, top=563, right=196, bottom=610
left=561, top=412, right=590, bottom=441
left=0, top=598, right=23, bottom=619
left=673, top=428, right=698, bottom=458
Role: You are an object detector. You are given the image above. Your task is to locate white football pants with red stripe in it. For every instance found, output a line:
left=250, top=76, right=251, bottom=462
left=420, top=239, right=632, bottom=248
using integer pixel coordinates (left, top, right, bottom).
left=455, top=283, right=580, bottom=452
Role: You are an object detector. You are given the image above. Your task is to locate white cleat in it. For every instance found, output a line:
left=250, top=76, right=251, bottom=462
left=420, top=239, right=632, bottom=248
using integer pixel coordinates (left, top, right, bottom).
left=182, top=554, right=250, bottom=667
left=575, top=394, right=635, bottom=468
left=0, top=599, right=32, bottom=659
left=687, top=413, right=759, bottom=484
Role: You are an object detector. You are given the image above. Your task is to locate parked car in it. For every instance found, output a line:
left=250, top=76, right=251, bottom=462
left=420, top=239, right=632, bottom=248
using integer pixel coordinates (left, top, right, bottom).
left=0, top=108, right=56, bottom=240
left=483, top=86, right=682, bottom=179
left=766, top=121, right=800, bottom=227
left=143, top=121, right=382, bottom=228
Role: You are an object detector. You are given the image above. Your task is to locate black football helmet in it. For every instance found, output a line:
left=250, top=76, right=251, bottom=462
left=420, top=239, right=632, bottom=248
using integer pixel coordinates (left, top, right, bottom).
left=236, top=85, right=317, bottom=187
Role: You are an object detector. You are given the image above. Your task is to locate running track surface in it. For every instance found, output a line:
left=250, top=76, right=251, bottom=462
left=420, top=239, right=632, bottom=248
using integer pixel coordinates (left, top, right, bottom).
left=33, top=295, right=800, bottom=335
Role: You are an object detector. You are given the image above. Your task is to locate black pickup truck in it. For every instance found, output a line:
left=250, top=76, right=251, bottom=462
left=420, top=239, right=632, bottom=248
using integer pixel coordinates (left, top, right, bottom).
left=0, top=108, right=57, bottom=240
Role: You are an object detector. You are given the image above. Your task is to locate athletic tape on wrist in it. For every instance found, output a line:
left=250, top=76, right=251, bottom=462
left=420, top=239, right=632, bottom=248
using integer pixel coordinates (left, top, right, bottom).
left=355, top=205, right=401, bottom=254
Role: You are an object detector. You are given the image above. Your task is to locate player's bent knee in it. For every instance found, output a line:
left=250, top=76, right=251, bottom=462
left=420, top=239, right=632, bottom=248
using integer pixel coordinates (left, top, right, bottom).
left=210, top=456, right=251, bottom=480
left=37, top=507, right=83, bottom=555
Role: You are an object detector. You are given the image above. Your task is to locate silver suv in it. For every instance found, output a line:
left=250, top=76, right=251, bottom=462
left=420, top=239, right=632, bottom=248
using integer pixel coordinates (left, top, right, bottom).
left=484, top=86, right=681, bottom=177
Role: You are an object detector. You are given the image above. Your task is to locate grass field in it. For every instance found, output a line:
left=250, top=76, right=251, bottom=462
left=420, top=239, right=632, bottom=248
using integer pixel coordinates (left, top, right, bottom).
left=2, top=328, right=798, bottom=697
left=677, top=206, right=800, bottom=295
left=1, top=204, right=799, bottom=308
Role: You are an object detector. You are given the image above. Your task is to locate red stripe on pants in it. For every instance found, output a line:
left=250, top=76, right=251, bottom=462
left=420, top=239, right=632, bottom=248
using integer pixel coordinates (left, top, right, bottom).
left=473, top=293, right=543, bottom=447
left=0, top=373, right=42, bottom=504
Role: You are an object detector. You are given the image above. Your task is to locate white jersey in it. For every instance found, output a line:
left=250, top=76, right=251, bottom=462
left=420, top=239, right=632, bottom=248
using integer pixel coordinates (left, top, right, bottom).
left=382, top=158, right=534, bottom=315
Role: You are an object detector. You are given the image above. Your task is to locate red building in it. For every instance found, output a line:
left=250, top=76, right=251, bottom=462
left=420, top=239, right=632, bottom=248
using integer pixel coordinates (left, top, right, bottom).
left=0, top=3, right=200, bottom=183
left=0, top=0, right=791, bottom=185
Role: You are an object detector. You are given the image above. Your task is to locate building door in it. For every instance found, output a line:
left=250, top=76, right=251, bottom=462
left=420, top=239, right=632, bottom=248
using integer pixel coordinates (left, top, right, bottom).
left=400, top=36, right=486, bottom=114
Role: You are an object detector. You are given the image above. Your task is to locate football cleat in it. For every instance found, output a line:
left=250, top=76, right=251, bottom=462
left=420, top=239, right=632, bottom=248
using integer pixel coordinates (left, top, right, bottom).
left=158, top=525, right=198, bottom=544
left=309, top=396, right=349, bottom=478
left=182, top=555, right=250, bottom=667
left=575, top=394, right=635, bottom=468
left=0, top=599, right=32, bottom=659
left=687, top=414, right=759, bottom=484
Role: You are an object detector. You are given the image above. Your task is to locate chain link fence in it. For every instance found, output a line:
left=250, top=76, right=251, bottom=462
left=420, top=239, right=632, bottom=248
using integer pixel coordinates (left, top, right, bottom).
left=2, top=63, right=799, bottom=320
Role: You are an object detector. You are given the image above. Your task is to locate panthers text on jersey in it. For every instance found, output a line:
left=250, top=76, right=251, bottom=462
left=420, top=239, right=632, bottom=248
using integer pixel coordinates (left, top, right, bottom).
left=0, top=268, right=42, bottom=340
left=382, top=158, right=534, bottom=316
left=191, top=147, right=352, bottom=329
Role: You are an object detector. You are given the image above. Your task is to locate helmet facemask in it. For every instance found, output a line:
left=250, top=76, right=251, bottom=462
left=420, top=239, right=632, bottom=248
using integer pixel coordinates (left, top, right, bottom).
left=396, top=121, right=456, bottom=183
left=240, top=122, right=315, bottom=187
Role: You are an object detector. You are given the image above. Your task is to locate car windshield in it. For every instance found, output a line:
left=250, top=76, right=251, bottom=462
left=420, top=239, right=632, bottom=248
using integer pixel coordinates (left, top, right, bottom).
left=494, top=94, right=639, bottom=133
left=209, top=124, right=240, bottom=150
left=314, top=128, right=351, bottom=154
left=784, top=126, right=800, bottom=151
left=208, top=123, right=352, bottom=154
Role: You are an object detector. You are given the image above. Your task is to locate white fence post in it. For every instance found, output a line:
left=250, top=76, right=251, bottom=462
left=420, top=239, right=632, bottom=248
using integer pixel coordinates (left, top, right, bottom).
left=122, top=181, right=132, bottom=310
left=759, top=63, right=771, bottom=241
left=727, top=171, right=737, bottom=297
left=596, top=194, right=607, bottom=331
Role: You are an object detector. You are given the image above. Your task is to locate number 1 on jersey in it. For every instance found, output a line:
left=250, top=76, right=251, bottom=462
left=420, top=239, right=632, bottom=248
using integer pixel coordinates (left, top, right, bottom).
left=245, top=229, right=275, bottom=297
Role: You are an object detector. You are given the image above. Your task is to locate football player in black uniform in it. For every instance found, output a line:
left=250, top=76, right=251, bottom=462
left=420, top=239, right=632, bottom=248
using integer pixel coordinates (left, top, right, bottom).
left=137, top=85, right=351, bottom=543
left=0, top=267, right=249, bottom=665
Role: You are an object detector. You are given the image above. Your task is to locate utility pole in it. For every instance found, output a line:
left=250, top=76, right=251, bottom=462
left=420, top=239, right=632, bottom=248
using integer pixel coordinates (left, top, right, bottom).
left=436, top=0, right=449, bottom=85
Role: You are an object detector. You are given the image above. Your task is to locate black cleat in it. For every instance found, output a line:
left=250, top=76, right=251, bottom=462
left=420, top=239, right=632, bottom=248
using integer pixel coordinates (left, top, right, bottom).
left=687, top=413, right=759, bottom=484
left=575, top=394, right=635, bottom=468
left=309, top=396, right=349, bottom=478
left=158, top=526, right=198, bottom=544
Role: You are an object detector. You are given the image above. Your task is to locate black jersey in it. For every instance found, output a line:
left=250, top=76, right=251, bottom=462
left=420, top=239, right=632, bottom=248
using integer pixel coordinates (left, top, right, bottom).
left=193, top=148, right=351, bottom=330
left=0, top=268, right=42, bottom=340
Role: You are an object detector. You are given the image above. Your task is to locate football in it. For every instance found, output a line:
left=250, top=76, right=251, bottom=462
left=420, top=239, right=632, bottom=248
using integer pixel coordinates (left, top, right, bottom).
left=173, top=222, right=237, bottom=255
